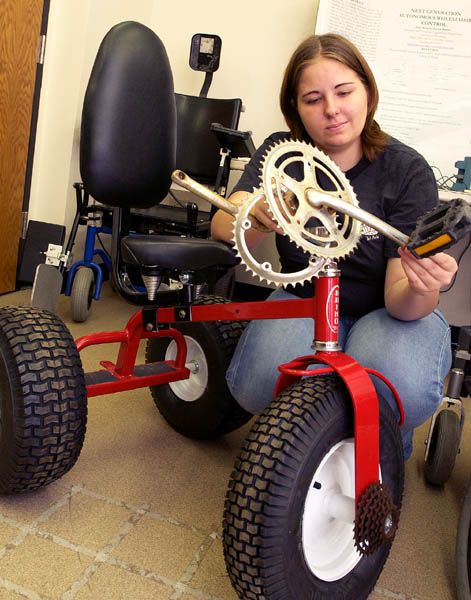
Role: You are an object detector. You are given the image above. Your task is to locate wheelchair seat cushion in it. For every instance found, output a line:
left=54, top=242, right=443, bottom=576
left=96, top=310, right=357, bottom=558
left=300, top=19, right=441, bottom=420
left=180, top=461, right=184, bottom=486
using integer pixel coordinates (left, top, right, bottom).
left=120, top=235, right=240, bottom=271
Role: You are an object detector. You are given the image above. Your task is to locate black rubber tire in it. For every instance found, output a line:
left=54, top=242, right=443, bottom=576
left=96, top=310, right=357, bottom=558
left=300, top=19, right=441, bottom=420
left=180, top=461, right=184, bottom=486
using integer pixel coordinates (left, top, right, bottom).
left=146, top=295, right=251, bottom=439
left=456, top=478, right=471, bottom=600
left=70, top=267, right=95, bottom=323
left=424, top=409, right=461, bottom=486
left=0, top=306, right=87, bottom=494
left=223, top=375, right=404, bottom=600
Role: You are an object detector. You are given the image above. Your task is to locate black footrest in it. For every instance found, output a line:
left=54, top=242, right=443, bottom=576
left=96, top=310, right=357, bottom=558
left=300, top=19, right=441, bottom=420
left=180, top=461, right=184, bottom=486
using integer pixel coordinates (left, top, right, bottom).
left=85, top=370, right=117, bottom=386
left=133, top=362, right=176, bottom=376
left=85, top=362, right=176, bottom=386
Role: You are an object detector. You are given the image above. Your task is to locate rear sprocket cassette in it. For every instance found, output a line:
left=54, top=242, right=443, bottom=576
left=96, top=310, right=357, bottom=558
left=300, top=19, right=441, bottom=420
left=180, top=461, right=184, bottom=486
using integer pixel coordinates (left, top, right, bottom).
left=354, top=482, right=399, bottom=555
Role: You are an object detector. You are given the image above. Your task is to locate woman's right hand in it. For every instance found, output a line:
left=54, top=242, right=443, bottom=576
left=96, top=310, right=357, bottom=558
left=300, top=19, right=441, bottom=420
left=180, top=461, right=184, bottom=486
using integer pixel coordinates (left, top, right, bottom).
left=210, top=190, right=281, bottom=247
left=247, top=195, right=282, bottom=233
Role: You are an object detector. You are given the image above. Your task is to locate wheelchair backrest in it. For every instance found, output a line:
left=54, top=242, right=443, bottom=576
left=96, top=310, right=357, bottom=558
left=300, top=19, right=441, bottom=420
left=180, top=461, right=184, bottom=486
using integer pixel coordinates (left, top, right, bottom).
left=175, top=93, right=242, bottom=185
left=80, top=21, right=176, bottom=209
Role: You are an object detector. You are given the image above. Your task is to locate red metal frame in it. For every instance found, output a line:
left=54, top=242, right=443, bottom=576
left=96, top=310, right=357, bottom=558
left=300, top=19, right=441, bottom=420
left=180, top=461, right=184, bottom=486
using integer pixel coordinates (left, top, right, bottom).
left=74, top=271, right=404, bottom=505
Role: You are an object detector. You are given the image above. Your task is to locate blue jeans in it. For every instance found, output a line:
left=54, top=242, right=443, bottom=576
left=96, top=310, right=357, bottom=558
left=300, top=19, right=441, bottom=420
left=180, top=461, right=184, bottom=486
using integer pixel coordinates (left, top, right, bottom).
left=227, top=288, right=452, bottom=459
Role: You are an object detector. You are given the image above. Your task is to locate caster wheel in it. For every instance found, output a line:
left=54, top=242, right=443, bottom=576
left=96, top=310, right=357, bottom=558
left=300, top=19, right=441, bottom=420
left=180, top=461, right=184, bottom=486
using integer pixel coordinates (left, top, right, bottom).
left=223, top=375, right=404, bottom=600
left=0, top=306, right=87, bottom=493
left=424, top=409, right=461, bottom=486
left=70, top=267, right=95, bottom=323
left=146, top=295, right=251, bottom=438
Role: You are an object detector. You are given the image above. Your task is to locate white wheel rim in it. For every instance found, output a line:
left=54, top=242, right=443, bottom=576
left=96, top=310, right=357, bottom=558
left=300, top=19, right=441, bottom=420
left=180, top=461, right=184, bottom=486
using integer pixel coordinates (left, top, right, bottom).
left=166, top=336, right=208, bottom=402
left=301, top=439, right=361, bottom=581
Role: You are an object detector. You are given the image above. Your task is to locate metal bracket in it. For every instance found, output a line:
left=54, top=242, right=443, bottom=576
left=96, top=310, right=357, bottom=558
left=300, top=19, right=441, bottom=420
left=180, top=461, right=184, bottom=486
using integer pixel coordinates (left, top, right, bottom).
left=43, top=244, right=70, bottom=269
left=142, top=308, right=158, bottom=332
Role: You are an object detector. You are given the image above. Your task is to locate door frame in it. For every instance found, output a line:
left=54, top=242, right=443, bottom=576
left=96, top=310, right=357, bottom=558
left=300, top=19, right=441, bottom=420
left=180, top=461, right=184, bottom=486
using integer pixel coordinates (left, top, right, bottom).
left=13, top=0, right=51, bottom=290
left=22, top=0, right=51, bottom=221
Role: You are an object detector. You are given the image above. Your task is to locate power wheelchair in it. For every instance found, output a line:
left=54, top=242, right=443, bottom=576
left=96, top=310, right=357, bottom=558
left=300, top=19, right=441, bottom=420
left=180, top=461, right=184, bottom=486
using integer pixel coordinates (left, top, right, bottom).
left=0, top=21, right=470, bottom=600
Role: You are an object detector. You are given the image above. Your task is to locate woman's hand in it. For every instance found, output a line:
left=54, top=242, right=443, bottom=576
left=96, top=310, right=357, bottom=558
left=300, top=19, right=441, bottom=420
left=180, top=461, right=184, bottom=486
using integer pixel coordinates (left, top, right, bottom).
left=211, top=191, right=281, bottom=247
left=397, top=247, right=458, bottom=295
left=385, top=249, right=458, bottom=321
left=247, top=196, right=283, bottom=233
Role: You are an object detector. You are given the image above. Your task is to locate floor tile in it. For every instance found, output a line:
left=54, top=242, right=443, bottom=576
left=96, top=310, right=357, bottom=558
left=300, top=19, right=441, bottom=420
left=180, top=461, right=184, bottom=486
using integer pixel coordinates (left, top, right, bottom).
left=0, top=523, right=21, bottom=547
left=0, top=481, right=70, bottom=522
left=40, top=491, right=134, bottom=551
left=111, top=514, right=206, bottom=581
left=0, top=589, right=25, bottom=599
left=74, top=562, right=173, bottom=600
left=0, top=534, right=93, bottom=597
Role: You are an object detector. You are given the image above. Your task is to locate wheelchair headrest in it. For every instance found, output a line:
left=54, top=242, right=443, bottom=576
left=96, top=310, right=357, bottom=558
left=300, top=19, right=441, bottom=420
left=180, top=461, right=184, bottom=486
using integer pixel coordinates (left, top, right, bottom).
left=80, top=21, right=176, bottom=209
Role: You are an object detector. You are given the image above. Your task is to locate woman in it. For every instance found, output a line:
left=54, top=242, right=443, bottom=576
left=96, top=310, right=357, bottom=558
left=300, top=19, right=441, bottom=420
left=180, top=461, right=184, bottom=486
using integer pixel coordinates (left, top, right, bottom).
left=211, top=33, right=457, bottom=458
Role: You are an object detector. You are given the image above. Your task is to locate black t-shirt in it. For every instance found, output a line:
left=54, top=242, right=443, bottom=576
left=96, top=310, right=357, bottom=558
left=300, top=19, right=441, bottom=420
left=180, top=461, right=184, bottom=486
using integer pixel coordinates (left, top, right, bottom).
left=232, top=132, right=438, bottom=317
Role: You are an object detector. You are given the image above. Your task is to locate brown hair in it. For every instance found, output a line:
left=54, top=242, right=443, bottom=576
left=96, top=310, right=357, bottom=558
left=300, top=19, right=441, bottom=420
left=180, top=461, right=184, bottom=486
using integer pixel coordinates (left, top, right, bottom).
left=280, top=33, right=389, bottom=161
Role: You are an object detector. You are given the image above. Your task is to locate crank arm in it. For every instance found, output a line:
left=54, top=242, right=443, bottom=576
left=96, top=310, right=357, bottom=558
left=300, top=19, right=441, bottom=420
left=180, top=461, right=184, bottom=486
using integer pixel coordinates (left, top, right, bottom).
left=305, top=189, right=409, bottom=246
left=306, top=190, right=471, bottom=258
left=172, top=170, right=238, bottom=215
left=172, top=170, right=271, bottom=232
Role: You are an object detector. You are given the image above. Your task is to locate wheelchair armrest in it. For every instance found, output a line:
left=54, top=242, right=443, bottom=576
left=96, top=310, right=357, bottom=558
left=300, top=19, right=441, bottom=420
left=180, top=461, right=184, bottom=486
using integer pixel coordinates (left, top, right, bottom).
left=210, top=122, right=255, bottom=158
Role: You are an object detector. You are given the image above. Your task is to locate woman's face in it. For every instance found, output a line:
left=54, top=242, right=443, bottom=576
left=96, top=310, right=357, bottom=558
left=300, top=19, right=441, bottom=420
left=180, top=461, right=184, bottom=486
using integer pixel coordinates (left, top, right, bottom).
left=296, top=57, right=368, bottom=165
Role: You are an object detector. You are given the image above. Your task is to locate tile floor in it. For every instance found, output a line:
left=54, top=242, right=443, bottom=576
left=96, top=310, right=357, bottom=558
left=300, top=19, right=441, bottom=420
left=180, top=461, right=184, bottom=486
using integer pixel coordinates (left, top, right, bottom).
left=0, top=284, right=468, bottom=600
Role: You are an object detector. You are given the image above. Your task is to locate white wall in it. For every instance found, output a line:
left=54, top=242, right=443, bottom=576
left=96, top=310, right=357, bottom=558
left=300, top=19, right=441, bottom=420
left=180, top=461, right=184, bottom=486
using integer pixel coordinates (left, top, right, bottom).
left=152, top=0, right=319, bottom=142
left=28, top=0, right=91, bottom=226
left=29, top=0, right=155, bottom=227
left=28, top=0, right=320, bottom=231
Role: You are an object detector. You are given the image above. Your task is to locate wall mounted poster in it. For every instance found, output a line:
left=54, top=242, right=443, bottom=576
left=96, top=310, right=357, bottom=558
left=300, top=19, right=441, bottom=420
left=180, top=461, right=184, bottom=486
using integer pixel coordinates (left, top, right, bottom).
left=315, top=0, right=471, bottom=177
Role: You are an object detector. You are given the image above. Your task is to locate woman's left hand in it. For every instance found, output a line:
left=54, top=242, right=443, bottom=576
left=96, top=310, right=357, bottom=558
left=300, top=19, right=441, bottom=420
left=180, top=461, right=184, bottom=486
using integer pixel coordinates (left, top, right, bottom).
left=397, top=247, right=458, bottom=295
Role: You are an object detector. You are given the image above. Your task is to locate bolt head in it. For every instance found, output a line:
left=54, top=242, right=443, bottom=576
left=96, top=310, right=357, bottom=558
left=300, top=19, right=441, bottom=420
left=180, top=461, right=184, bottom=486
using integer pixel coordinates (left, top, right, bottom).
left=384, top=513, right=394, bottom=535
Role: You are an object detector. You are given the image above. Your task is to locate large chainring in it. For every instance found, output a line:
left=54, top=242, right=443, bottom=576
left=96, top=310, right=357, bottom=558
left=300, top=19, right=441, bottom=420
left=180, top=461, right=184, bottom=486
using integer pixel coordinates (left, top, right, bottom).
left=261, top=140, right=361, bottom=259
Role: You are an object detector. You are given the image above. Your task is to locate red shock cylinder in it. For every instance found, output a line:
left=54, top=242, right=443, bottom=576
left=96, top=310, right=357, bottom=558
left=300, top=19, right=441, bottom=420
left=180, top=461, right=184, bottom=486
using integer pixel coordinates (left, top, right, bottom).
left=313, top=262, right=341, bottom=351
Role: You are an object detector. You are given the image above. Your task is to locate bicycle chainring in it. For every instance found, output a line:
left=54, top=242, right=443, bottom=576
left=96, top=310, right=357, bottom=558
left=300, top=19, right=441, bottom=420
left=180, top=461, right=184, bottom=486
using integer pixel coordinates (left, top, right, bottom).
left=232, top=191, right=327, bottom=287
left=261, top=140, right=361, bottom=260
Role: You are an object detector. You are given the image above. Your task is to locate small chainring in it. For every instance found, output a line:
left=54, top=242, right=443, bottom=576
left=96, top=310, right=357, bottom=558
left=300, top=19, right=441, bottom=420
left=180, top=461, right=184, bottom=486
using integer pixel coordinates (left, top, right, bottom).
left=232, top=191, right=327, bottom=286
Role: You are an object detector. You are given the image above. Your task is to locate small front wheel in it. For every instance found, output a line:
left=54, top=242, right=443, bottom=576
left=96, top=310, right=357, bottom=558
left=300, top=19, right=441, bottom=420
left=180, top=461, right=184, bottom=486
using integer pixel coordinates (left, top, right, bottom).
left=0, top=306, right=87, bottom=494
left=223, top=375, right=404, bottom=600
left=70, top=267, right=95, bottom=323
left=146, top=295, right=251, bottom=439
left=424, top=409, right=461, bottom=486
